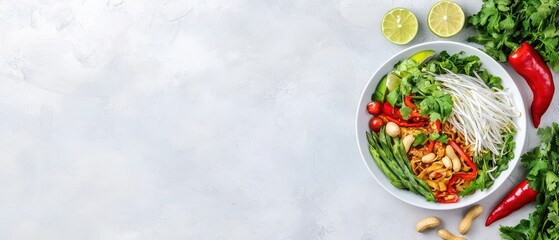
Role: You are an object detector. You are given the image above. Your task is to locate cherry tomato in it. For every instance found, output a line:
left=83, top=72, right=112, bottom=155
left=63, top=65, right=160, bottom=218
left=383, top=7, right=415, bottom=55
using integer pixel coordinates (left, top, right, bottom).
left=369, top=117, right=384, bottom=132
left=366, top=101, right=382, bottom=115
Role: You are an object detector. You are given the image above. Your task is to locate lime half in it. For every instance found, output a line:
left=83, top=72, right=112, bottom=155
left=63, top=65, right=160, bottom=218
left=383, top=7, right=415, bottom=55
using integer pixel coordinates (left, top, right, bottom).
left=409, top=50, right=436, bottom=65
left=427, top=1, right=465, bottom=38
left=381, top=8, right=418, bottom=45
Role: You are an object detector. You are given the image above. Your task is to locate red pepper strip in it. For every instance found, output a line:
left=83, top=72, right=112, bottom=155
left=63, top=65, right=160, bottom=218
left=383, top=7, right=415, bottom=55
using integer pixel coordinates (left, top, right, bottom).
left=427, top=140, right=435, bottom=153
left=449, top=140, right=478, bottom=177
left=382, top=102, right=395, bottom=117
left=404, top=96, right=415, bottom=109
left=395, top=108, right=404, bottom=120
left=446, top=173, right=473, bottom=195
left=381, top=114, right=427, bottom=127
left=410, top=110, right=429, bottom=122
left=435, top=119, right=441, bottom=132
left=382, top=102, right=406, bottom=121
left=439, top=140, right=478, bottom=203
left=410, top=110, right=422, bottom=117
left=436, top=192, right=459, bottom=203
left=485, top=179, right=538, bottom=226
left=508, top=42, right=555, bottom=128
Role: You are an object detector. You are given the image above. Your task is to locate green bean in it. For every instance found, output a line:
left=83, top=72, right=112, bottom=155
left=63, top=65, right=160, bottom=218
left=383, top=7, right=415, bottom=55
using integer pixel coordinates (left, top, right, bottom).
left=366, top=133, right=403, bottom=189
left=370, top=131, right=417, bottom=193
left=391, top=138, right=428, bottom=198
left=395, top=138, right=436, bottom=202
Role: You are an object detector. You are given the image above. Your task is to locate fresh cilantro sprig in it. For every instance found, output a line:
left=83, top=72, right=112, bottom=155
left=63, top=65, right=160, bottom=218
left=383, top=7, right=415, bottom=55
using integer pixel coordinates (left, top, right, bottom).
left=468, top=0, right=559, bottom=71
left=387, top=51, right=503, bottom=123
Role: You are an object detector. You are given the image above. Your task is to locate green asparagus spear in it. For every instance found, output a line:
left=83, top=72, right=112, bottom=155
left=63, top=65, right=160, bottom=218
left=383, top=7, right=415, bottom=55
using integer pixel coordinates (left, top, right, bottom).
left=366, top=132, right=404, bottom=189
left=369, top=130, right=417, bottom=193
left=395, top=137, right=436, bottom=202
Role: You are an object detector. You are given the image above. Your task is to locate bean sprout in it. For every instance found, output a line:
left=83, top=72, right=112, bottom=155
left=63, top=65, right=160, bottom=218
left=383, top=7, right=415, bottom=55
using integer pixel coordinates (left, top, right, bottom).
left=433, top=70, right=520, bottom=156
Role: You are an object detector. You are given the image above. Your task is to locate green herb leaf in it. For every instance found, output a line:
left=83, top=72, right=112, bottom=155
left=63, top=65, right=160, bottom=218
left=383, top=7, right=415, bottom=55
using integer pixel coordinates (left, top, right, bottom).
left=386, top=88, right=400, bottom=107
left=412, top=133, right=429, bottom=147
left=468, top=0, right=559, bottom=71
left=399, top=104, right=412, bottom=120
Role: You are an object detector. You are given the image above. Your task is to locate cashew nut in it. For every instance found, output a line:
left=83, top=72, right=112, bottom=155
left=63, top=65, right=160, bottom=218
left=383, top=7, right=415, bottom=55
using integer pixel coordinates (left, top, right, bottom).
left=442, top=156, right=452, bottom=169
left=385, top=122, right=400, bottom=137
left=415, top=216, right=441, bottom=233
left=438, top=229, right=466, bottom=240
left=458, top=204, right=483, bottom=235
left=402, top=135, right=415, bottom=152
left=421, top=153, right=437, bottom=163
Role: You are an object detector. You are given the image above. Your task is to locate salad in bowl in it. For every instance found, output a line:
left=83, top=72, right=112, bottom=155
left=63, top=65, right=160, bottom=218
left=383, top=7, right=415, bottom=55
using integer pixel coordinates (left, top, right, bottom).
left=356, top=41, right=526, bottom=209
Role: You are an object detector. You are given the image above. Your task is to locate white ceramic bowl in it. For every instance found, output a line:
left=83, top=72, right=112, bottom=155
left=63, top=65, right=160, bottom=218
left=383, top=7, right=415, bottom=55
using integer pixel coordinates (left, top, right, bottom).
left=355, top=41, right=527, bottom=210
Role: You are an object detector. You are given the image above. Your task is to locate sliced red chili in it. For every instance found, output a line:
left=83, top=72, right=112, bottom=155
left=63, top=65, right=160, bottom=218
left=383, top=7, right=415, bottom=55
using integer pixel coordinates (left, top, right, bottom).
left=449, top=140, right=478, bottom=177
left=435, top=119, right=441, bottom=132
left=381, top=114, right=427, bottom=127
left=427, top=140, right=435, bottom=153
left=436, top=192, right=459, bottom=203
left=395, top=108, right=404, bottom=120
left=404, top=96, right=415, bottom=109
left=382, top=102, right=395, bottom=117
left=381, top=102, right=407, bottom=121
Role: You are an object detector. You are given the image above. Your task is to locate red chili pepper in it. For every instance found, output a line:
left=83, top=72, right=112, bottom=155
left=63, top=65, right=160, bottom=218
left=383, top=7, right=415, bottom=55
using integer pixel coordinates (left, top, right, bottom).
left=382, top=102, right=395, bottom=116
left=449, top=140, right=477, bottom=177
left=404, top=96, right=415, bottom=109
left=382, top=102, right=406, bottom=120
left=435, top=119, right=441, bottom=132
left=445, top=172, right=474, bottom=196
left=395, top=109, right=403, bottom=120
left=380, top=114, right=427, bottom=127
left=427, top=140, right=435, bottom=153
left=508, top=42, right=555, bottom=128
left=437, top=140, right=478, bottom=204
left=436, top=192, right=459, bottom=203
left=485, top=179, right=538, bottom=226
left=409, top=110, right=429, bottom=122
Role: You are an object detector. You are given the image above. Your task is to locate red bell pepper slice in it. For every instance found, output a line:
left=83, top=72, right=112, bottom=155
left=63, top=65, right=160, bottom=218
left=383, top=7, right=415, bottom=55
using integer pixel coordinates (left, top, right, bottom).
left=435, top=119, right=441, bottom=132
left=380, top=114, right=428, bottom=127
left=436, top=192, right=459, bottom=203
left=404, top=96, right=415, bottom=109
left=382, top=102, right=405, bottom=120
left=449, top=140, right=477, bottom=177
left=438, top=140, right=478, bottom=204
left=427, top=140, right=435, bottom=153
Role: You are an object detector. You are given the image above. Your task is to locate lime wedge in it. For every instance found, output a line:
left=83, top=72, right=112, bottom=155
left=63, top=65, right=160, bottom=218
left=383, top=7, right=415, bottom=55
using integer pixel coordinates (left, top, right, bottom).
left=386, top=72, right=401, bottom=91
left=372, top=75, right=388, bottom=102
left=381, top=8, right=418, bottom=45
left=409, top=50, right=436, bottom=65
left=427, top=1, right=465, bottom=38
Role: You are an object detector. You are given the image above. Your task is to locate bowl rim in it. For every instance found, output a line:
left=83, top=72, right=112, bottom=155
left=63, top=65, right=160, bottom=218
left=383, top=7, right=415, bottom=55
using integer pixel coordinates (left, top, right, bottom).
left=355, top=40, right=527, bottom=210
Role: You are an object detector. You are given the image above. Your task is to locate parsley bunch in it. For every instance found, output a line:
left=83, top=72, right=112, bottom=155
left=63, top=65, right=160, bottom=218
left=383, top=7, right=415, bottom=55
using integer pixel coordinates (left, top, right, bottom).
left=500, top=123, right=559, bottom=239
left=468, top=0, right=559, bottom=71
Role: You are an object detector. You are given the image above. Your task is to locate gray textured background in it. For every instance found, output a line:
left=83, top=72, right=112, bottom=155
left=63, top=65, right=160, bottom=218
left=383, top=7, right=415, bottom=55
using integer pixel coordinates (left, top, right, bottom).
left=0, top=0, right=557, bottom=239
